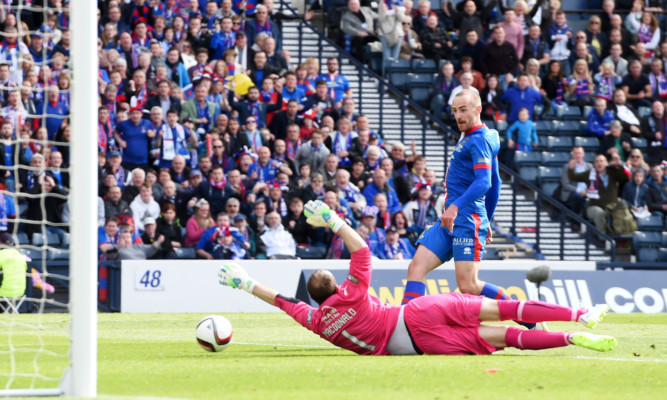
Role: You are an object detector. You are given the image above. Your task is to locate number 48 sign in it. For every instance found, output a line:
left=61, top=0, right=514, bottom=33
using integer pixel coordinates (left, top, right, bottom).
left=135, top=268, right=165, bottom=291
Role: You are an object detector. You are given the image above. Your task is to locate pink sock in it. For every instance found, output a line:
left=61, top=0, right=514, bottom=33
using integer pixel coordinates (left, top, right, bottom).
left=504, top=327, right=571, bottom=350
left=498, top=300, right=584, bottom=323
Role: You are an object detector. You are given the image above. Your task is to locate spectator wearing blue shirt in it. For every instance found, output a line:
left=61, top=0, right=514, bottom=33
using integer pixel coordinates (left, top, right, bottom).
left=587, top=98, right=615, bottom=138
left=381, top=226, right=416, bottom=260
left=37, top=85, right=69, bottom=140
left=247, top=146, right=285, bottom=184
left=317, top=57, right=352, bottom=108
left=114, top=108, right=156, bottom=170
left=282, top=71, right=306, bottom=107
left=500, top=73, right=544, bottom=123
left=507, top=108, right=538, bottom=152
left=362, top=169, right=402, bottom=214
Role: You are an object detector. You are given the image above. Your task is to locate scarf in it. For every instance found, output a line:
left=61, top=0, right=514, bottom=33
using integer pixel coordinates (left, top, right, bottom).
left=638, top=24, right=653, bottom=45
left=333, top=131, right=352, bottom=165
left=287, top=139, right=301, bottom=159
left=255, top=19, right=273, bottom=37
left=162, top=123, right=189, bottom=161
left=587, top=169, right=604, bottom=200
left=269, top=197, right=288, bottom=217
left=649, top=72, right=667, bottom=98
left=337, top=183, right=361, bottom=203
left=383, top=241, right=407, bottom=260
left=98, top=120, right=114, bottom=153
left=378, top=210, right=391, bottom=231
left=575, top=78, right=590, bottom=98
left=415, top=199, right=430, bottom=228
left=113, top=167, right=125, bottom=187
left=596, top=75, right=614, bottom=101
left=210, top=177, right=226, bottom=189
left=555, top=78, right=564, bottom=105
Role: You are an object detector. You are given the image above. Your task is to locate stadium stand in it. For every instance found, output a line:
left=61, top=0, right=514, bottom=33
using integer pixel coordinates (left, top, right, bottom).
left=4, top=0, right=666, bottom=276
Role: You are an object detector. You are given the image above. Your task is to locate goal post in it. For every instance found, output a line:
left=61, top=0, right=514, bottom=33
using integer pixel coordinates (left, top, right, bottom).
left=67, top=0, right=98, bottom=397
left=0, top=0, right=97, bottom=397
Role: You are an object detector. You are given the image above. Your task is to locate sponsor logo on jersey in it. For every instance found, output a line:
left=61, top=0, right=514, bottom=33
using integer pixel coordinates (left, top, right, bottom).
left=463, top=247, right=472, bottom=255
left=320, top=306, right=340, bottom=324
left=321, top=308, right=357, bottom=338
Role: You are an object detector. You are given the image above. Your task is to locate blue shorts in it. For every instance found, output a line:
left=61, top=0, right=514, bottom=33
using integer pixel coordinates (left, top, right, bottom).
left=416, top=212, right=488, bottom=262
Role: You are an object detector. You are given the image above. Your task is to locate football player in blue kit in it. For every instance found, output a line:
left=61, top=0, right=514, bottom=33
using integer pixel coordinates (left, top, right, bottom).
left=401, top=89, right=541, bottom=329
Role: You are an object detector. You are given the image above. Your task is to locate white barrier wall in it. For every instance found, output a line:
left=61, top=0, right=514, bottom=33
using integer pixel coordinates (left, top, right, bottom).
left=120, top=259, right=595, bottom=313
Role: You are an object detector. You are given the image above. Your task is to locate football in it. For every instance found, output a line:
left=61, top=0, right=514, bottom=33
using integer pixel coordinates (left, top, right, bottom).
left=196, top=315, right=233, bottom=352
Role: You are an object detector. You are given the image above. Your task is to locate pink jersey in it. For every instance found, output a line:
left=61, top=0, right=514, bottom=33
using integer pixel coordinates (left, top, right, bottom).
left=275, top=247, right=401, bottom=355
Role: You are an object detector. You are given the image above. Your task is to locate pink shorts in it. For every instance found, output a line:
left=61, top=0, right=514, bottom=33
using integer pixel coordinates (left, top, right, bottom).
left=404, top=293, right=497, bottom=355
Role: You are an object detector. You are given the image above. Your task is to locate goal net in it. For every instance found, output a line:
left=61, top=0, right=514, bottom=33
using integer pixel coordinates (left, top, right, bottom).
left=0, top=0, right=97, bottom=397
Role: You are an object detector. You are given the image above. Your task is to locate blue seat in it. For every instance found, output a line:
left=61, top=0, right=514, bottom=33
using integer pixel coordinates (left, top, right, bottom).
left=542, top=151, right=570, bottom=167
left=406, top=73, right=434, bottom=89
left=636, top=214, right=664, bottom=231
left=515, top=151, right=542, bottom=184
left=583, top=105, right=593, bottom=118
left=19, top=248, right=46, bottom=261
left=173, top=247, right=197, bottom=259
left=482, top=120, right=495, bottom=129
left=495, top=120, right=508, bottom=133
left=15, top=232, right=29, bottom=245
left=515, top=151, right=542, bottom=166
left=558, top=106, right=583, bottom=121
left=410, top=87, right=431, bottom=106
left=638, top=247, right=659, bottom=262
left=547, top=136, right=574, bottom=152
left=538, top=166, right=562, bottom=196
left=536, top=120, right=553, bottom=135
left=584, top=152, right=595, bottom=163
left=633, top=231, right=662, bottom=253
left=48, top=249, right=70, bottom=261
left=411, top=58, right=437, bottom=74
left=574, top=136, right=600, bottom=153
left=631, top=137, right=647, bottom=151
left=390, top=73, right=408, bottom=91
left=658, top=248, right=667, bottom=262
left=554, top=121, right=581, bottom=136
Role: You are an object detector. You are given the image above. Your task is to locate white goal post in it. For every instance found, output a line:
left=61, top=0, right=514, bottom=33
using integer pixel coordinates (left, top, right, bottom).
left=0, top=0, right=97, bottom=397
left=67, top=0, right=98, bottom=396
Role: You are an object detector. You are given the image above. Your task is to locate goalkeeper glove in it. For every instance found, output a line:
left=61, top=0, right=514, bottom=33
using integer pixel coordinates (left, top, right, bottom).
left=218, top=263, right=257, bottom=294
left=303, top=200, right=345, bottom=233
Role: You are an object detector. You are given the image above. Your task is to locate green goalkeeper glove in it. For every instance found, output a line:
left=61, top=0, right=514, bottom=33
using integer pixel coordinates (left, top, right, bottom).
left=303, top=200, right=345, bottom=233
left=218, top=263, right=257, bottom=294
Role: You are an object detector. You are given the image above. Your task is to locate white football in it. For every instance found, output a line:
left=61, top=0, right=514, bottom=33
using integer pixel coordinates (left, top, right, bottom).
left=196, top=315, right=233, bottom=352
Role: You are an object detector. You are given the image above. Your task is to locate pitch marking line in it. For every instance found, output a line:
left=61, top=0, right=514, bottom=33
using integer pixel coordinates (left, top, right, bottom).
left=233, top=342, right=666, bottom=362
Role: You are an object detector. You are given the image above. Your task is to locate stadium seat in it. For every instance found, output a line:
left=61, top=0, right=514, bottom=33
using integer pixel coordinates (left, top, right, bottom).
left=636, top=214, right=664, bottom=231
left=582, top=105, right=593, bottom=118
left=515, top=151, right=542, bottom=184
left=658, top=248, right=667, bottom=262
left=546, top=136, right=574, bottom=151
left=364, top=45, right=383, bottom=74
left=542, top=151, right=570, bottom=167
left=411, top=58, right=437, bottom=74
left=19, top=248, right=46, bottom=261
left=637, top=106, right=652, bottom=118
left=554, top=121, right=581, bottom=136
left=495, top=120, right=508, bottom=133
left=631, top=137, right=647, bottom=151
left=536, top=120, right=553, bottom=136
left=632, top=231, right=662, bottom=260
left=583, top=152, right=596, bottom=163
left=538, top=166, right=562, bottom=196
left=173, top=247, right=196, bottom=259
left=15, top=232, right=29, bottom=245
left=574, top=136, right=600, bottom=153
left=410, top=87, right=431, bottom=106
left=638, top=247, right=659, bottom=262
left=32, top=233, right=44, bottom=247
left=406, top=73, right=434, bottom=88
left=48, top=249, right=70, bottom=261
left=558, top=106, right=583, bottom=121
left=662, top=232, right=667, bottom=247
left=387, top=59, right=411, bottom=91
left=482, top=120, right=495, bottom=129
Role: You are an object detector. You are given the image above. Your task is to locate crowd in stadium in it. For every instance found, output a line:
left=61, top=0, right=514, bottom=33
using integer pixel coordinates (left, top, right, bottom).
left=0, top=0, right=666, bottom=261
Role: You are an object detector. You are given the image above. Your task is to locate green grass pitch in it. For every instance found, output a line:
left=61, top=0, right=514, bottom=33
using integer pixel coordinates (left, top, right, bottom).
left=2, top=312, right=666, bottom=399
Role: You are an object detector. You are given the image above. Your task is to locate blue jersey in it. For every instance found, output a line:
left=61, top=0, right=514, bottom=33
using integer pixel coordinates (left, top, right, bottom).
left=417, top=124, right=501, bottom=262
left=116, top=119, right=154, bottom=165
left=444, top=124, right=501, bottom=223
left=316, top=73, right=350, bottom=102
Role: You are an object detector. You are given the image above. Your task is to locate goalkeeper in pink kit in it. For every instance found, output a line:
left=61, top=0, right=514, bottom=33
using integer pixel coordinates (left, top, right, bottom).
left=219, top=200, right=617, bottom=355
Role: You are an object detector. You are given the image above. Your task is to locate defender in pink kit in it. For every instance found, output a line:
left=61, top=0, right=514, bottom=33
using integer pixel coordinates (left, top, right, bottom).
left=218, top=200, right=617, bottom=355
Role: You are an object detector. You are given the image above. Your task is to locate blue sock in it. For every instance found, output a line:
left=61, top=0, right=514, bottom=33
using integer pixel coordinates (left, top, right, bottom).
left=401, top=281, right=426, bottom=305
left=480, top=282, right=508, bottom=300
left=481, top=282, right=535, bottom=329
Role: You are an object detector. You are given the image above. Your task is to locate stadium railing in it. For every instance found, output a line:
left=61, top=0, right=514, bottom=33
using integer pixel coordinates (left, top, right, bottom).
left=281, top=0, right=618, bottom=261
